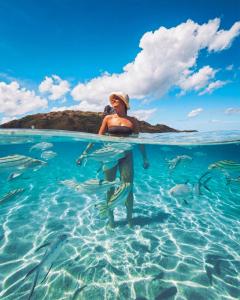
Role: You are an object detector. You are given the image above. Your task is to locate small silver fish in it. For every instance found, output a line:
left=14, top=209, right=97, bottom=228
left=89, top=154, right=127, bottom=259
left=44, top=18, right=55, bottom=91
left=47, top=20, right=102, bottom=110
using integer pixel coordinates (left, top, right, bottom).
left=41, top=151, right=57, bottom=160
left=30, top=142, right=53, bottom=152
left=168, top=155, right=192, bottom=170
left=7, top=172, right=22, bottom=181
left=26, top=234, right=67, bottom=299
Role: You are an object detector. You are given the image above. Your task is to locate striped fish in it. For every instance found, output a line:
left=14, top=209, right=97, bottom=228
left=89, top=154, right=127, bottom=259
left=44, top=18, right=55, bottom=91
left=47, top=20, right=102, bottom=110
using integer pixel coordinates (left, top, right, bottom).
left=82, top=146, right=126, bottom=164
left=104, top=142, right=133, bottom=152
left=61, top=178, right=119, bottom=194
left=96, top=182, right=131, bottom=218
left=0, top=154, right=46, bottom=171
left=208, top=160, right=240, bottom=171
left=0, top=188, right=25, bottom=205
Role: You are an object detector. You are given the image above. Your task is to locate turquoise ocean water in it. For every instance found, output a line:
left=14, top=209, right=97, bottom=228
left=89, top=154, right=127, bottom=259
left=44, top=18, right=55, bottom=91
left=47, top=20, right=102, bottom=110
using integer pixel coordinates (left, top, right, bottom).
left=0, top=129, right=239, bottom=300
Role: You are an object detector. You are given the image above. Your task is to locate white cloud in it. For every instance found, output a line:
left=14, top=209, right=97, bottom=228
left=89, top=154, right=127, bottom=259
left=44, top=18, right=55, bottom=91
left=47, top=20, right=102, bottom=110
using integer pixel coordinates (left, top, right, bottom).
left=226, top=64, right=234, bottom=71
left=0, top=81, right=48, bottom=116
left=188, top=108, right=203, bottom=118
left=199, top=80, right=227, bottom=95
left=71, top=18, right=240, bottom=106
left=208, top=21, right=240, bottom=52
left=224, top=107, right=240, bottom=115
left=131, top=108, right=157, bottom=121
left=0, top=116, right=15, bottom=125
left=178, top=66, right=216, bottom=95
left=39, top=75, right=70, bottom=100
left=51, top=101, right=101, bottom=112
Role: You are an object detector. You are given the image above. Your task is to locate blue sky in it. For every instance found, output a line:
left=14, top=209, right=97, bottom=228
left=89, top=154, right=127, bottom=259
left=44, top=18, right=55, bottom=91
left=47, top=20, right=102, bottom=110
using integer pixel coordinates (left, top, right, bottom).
left=0, top=0, right=239, bottom=131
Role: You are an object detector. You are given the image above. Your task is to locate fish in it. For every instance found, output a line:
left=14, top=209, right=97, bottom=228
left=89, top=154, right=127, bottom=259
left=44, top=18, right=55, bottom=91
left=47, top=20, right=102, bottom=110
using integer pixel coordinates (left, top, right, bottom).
left=60, top=178, right=119, bottom=194
left=72, top=285, right=87, bottom=300
left=82, top=146, right=126, bottom=162
left=0, top=188, right=25, bottom=205
left=0, top=154, right=46, bottom=171
left=169, top=183, right=192, bottom=198
left=155, top=286, right=177, bottom=300
left=104, top=142, right=133, bottom=152
left=208, top=160, right=240, bottom=171
left=167, top=155, right=192, bottom=170
left=7, top=172, right=22, bottom=181
left=25, top=234, right=68, bottom=299
left=169, top=173, right=211, bottom=200
left=96, top=182, right=131, bottom=218
left=30, top=142, right=53, bottom=152
left=40, top=151, right=57, bottom=160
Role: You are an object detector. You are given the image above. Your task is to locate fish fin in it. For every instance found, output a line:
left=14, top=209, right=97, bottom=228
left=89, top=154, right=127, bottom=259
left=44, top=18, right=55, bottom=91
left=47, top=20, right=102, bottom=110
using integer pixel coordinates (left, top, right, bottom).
left=40, top=263, right=53, bottom=283
left=97, top=203, right=109, bottom=218
left=35, top=242, right=50, bottom=252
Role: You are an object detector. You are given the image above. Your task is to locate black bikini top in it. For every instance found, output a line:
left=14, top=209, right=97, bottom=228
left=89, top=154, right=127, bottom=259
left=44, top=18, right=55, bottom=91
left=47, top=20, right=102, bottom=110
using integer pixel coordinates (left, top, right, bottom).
left=107, top=126, right=133, bottom=136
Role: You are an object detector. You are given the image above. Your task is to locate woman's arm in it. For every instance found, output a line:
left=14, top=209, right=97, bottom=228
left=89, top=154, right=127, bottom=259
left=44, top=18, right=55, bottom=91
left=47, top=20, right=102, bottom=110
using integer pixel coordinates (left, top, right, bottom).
left=98, top=115, right=109, bottom=135
left=76, top=116, right=109, bottom=165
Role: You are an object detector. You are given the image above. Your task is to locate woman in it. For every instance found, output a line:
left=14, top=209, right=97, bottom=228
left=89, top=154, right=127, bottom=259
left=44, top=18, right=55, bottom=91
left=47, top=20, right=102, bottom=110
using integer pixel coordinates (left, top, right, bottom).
left=77, top=92, right=149, bottom=228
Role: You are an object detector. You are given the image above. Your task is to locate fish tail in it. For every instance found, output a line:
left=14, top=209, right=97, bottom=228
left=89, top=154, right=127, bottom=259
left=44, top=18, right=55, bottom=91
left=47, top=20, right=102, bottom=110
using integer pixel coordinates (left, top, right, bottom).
left=96, top=203, right=109, bottom=218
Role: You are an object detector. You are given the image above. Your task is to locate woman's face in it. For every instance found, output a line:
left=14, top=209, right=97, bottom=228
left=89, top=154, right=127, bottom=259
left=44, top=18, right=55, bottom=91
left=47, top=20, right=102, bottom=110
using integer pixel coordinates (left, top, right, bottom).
left=110, top=96, right=126, bottom=110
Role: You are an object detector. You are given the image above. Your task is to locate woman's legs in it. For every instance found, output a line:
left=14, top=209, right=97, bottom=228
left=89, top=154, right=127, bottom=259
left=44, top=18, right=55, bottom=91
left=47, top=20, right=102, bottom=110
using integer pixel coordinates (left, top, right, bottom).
left=104, top=165, right=118, bottom=227
left=119, top=151, right=134, bottom=226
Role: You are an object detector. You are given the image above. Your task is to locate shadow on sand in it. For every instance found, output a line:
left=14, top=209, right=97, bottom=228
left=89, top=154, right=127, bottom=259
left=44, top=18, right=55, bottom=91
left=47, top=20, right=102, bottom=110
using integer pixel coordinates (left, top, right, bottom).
left=115, top=211, right=170, bottom=227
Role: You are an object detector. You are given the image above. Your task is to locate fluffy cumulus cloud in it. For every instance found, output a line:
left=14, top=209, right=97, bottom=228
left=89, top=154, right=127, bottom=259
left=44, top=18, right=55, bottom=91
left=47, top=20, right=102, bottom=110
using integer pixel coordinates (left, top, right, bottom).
left=188, top=108, right=203, bottom=118
left=39, top=75, right=70, bottom=100
left=0, top=81, right=48, bottom=116
left=199, top=80, right=227, bottom=95
left=224, top=107, right=240, bottom=114
left=178, top=66, right=216, bottom=95
left=131, top=108, right=157, bottom=121
left=71, top=18, right=240, bottom=108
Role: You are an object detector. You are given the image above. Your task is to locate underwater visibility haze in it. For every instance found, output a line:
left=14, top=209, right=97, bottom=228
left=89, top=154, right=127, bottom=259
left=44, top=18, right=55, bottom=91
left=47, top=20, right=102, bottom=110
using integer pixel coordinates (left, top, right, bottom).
left=0, top=129, right=239, bottom=300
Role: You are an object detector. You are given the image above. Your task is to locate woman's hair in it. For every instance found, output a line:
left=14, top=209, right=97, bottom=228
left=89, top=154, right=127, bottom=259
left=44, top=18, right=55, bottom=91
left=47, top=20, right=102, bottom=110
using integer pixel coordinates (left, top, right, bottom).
left=103, top=105, right=115, bottom=116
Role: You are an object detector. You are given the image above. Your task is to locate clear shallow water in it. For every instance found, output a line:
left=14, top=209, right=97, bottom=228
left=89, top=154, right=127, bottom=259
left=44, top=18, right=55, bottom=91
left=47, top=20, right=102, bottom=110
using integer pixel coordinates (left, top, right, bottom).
left=0, top=129, right=239, bottom=300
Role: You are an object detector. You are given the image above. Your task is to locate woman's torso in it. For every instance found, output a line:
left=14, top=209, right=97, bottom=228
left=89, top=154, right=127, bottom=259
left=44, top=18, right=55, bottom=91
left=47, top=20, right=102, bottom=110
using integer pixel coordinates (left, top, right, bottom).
left=106, top=114, right=134, bottom=136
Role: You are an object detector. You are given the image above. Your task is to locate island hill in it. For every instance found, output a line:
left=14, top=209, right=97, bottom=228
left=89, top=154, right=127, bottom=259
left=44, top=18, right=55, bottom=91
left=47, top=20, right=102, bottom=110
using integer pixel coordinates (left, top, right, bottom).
left=0, top=110, right=196, bottom=133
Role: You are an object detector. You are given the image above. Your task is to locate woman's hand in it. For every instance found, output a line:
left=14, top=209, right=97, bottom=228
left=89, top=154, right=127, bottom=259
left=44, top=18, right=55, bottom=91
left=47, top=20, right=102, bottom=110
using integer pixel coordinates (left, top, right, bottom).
left=76, top=155, right=84, bottom=165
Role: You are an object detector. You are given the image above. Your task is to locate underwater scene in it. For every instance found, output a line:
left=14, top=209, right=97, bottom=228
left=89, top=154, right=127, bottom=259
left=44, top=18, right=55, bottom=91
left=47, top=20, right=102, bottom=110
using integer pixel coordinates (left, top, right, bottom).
left=0, top=129, right=239, bottom=300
